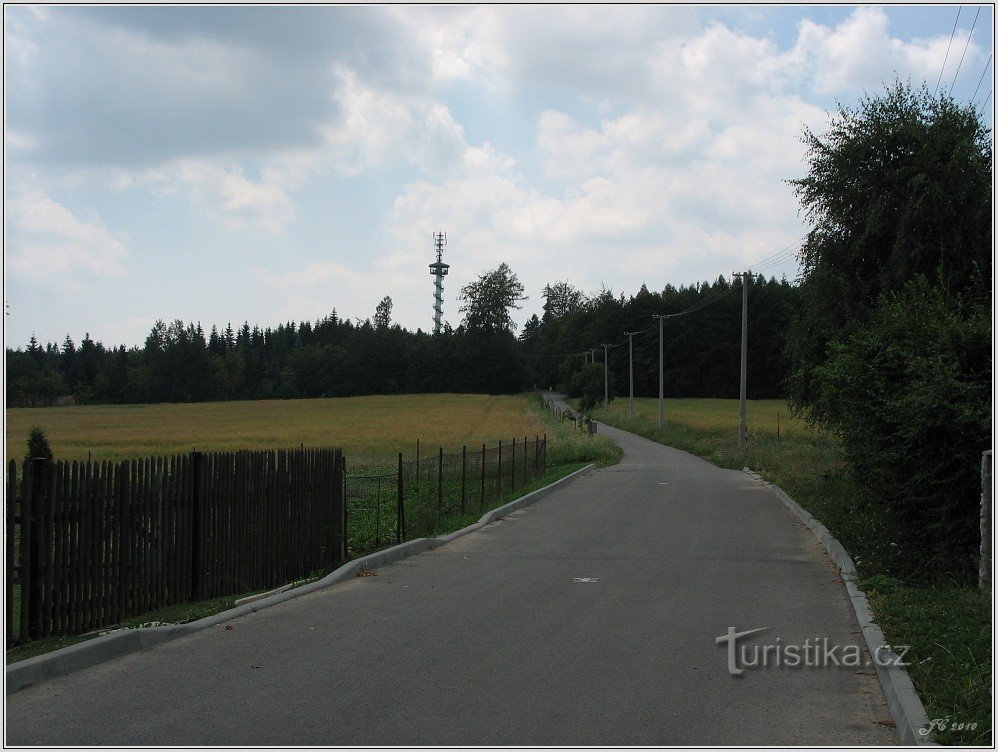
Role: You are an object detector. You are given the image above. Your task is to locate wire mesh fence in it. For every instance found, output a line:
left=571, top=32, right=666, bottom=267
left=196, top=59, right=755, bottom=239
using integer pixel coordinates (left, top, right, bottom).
left=540, top=397, right=597, bottom=435
left=345, top=435, right=548, bottom=557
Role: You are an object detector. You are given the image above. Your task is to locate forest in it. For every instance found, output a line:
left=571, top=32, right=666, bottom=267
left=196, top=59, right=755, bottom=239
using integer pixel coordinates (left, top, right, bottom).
left=6, top=273, right=797, bottom=407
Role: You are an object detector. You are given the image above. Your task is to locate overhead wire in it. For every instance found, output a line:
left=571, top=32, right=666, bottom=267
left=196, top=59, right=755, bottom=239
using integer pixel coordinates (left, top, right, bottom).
left=537, top=233, right=807, bottom=362
left=949, top=7, right=982, bottom=94
left=934, top=8, right=962, bottom=97
left=972, top=53, right=992, bottom=102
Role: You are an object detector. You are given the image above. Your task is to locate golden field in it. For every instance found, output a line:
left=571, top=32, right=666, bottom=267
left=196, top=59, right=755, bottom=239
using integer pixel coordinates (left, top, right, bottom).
left=5, top=394, right=549, bottom=463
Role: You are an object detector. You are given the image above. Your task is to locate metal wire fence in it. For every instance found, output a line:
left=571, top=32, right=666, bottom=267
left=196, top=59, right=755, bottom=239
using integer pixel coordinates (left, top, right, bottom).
left=345, top=435, right=548, bottom=557
left=541, top=398, right=597, bottom=435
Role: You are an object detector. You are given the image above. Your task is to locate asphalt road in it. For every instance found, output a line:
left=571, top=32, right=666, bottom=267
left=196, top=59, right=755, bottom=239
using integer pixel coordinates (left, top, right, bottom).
left=6, top=400, right=895, bottom=745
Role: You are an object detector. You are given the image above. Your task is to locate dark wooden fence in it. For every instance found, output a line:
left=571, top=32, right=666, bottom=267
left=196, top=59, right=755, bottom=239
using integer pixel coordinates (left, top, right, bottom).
left=6, top=447, right=345, bottom=647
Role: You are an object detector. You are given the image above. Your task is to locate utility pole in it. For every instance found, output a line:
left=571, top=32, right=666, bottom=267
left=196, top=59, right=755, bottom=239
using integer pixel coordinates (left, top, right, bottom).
left=653, top=315, right=667, bottom=429
left=624, top=331, right=637, bottom=417
left=733, top=271, right=751, bottom=449
left=602, top=344, right=610, bottom=407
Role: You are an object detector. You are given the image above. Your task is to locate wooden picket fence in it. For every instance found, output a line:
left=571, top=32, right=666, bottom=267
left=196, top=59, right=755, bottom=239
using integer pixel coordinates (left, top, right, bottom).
left=6, top=447, right=345, bottom=647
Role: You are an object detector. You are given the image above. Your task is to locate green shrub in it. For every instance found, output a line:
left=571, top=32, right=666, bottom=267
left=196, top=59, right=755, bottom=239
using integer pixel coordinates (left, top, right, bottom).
left=566, top=363, right=610, bottom=413
left=814, top=278, right=990, bottom=577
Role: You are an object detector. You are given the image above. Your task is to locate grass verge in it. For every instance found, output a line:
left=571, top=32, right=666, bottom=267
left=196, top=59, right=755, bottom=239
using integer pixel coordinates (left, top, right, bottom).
left=589, top=397, right=991, bottom=745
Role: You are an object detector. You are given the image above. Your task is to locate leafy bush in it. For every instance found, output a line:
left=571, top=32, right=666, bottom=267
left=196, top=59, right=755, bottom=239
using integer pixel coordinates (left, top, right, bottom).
left=814, top=278, right=990, bottom=576
left=565, top=363, right=610, bottom=412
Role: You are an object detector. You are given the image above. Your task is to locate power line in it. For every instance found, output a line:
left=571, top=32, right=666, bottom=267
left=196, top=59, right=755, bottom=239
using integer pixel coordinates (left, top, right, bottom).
left=744, top=233, right=807, bottom=270
left=934, top=8, right=961, bottom=97
left=949, top=7, right=981, bottom=94
left=650, top=237, right=805, bottom=322
left=537, top=234, right=807, bottom=367
left=972, top=53, right=992, bottom=102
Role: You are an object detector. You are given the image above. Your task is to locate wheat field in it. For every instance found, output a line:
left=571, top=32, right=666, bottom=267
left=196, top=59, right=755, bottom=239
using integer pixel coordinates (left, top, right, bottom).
left=5, top=394, right=549, bottom=463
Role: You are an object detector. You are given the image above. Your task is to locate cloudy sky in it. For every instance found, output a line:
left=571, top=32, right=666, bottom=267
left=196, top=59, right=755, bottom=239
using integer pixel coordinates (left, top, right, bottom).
left=4, top=4, right=994, bottom=348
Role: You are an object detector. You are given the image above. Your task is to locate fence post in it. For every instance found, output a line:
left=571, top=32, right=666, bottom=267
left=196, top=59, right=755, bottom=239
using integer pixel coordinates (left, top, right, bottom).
left=340, top=453, right=347, bottom=562
left=523, top=436, right=528, bottom=483
left=27, top=457, right=49, bottom=640
left=437, top=447, right=443, bottom=514
left=189, top=451, right=203, bottom=600
left=415, top=439, right=420, bottom=493
left=114, top=459, right=130, bottom=623
left=513, top=438, right=518, bottom=489
left=375, top=476, right=381, bottom=549
left=397, top=453, right=405, bottom=544
left=497, top=440, right=502, bottom=495
left=460, top=446, right=467, bottom=514
left=18, top=461, right=32, bottom=644
left=480, top=443, right=486, bottom=508
left=543, top=433, right=547, bottom=469
left=6, top=462, right=16, bottom=646
left=981, top=450, right=992, bottom=596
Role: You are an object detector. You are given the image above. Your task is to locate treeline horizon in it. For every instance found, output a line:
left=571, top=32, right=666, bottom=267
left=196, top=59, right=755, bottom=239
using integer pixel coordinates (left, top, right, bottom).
left=6, top=273, right=797, bottom=407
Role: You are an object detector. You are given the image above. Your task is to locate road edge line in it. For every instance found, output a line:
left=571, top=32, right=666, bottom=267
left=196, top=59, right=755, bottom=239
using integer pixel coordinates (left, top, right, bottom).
left=744, top=468, right=936, bottom=746
left=6, top=462, right=595, bottom=695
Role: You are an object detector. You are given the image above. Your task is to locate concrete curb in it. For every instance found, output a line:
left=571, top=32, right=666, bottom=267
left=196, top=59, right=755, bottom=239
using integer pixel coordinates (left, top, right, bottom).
left=6, top=462, right=596, bottom=695
left=744, top=469, right=936, bottom=746
left=234, top=582, right=295, bottom=607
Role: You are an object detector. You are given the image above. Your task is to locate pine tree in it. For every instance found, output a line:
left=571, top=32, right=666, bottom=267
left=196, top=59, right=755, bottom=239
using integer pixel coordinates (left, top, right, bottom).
left=25, top=426, right=53, bottom=461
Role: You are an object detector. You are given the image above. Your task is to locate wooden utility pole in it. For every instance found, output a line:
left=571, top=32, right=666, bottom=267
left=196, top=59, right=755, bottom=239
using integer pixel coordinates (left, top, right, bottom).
left=624, top=332, right=637, bottom=417
left=602, top=344, right=610, bottom=407
left=653, top=315, right=667, bottom=429
left=733, top=271, right=752, bottom=449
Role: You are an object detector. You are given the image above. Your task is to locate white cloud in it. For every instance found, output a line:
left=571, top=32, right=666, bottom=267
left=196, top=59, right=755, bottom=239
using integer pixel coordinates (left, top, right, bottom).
left=285, top=67, right=470, bottom=179
left=5, top=191, right=128, bottom=279
left=786, top=7, right=985, bottom=95
left=390, top=6, right=508, bottom=86
left=166, top=161, right=293, bottom=233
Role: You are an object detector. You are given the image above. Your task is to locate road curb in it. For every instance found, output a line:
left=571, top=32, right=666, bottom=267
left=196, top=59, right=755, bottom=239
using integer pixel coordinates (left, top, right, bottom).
left=744, top=469, right=936, bottom=746
left=6, top=462, right=595, bottom=695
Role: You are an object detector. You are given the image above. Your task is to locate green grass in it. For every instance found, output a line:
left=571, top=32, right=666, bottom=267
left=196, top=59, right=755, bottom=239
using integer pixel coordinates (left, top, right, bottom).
left=590, top=396, right=991, bottom=746
left=859, top=576, right=991, bottom=745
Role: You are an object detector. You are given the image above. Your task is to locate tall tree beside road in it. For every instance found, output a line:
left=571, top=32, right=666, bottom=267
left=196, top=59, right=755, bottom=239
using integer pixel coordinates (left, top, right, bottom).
left=787, top=81, right=992, bottom=576
left=786, top=81, right=991, bottom=408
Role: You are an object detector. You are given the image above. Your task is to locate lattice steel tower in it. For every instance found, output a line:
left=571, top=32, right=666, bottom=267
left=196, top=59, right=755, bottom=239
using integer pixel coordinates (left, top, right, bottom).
left=429, top=232, right=449, bottom=334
